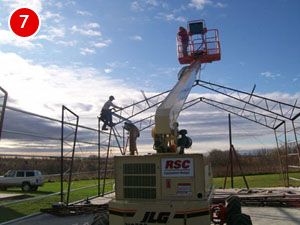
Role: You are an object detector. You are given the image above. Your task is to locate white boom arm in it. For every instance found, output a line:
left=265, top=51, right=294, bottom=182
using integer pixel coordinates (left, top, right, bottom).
left=155, top=61, right=201, bottom=134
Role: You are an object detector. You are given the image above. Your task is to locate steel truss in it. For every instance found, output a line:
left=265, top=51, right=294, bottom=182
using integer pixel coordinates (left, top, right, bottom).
left=195, top=80, right=300, bottom=186
left=196, top=80, right=300, bottom=121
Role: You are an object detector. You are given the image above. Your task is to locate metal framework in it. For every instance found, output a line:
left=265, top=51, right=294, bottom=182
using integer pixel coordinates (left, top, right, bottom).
left=61, top=105, right=79, bottom=204
left=195, top=97, right=288, bottom=186
left=196, top=80, right=300, bottom=121
left=195, top=80, right=300, bottom=186
left=0, top=87, right=8, bottom=140
left=1, top=75, right=299, bottom=208
left=223, top=114, right=249, bottom=189
left=113, top=90, right=170, bottom=126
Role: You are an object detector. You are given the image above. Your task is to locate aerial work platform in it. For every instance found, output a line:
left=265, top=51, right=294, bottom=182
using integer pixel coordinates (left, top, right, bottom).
left=177, top=20, right=221, bottom=64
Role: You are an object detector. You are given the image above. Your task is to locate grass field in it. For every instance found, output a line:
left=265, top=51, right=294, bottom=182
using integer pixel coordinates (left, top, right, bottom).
left=214, top=173, right=286, bottom=189
left=0, top=173, right=294, bottom=223
left=0, top=179, right=114, bottom=223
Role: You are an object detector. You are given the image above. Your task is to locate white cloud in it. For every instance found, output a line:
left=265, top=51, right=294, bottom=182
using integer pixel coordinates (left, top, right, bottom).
left=55, top=2, right=63, bottom=9
left=130, top=35, right=143, bottom=41
left=71, top=25, right=102, bottom=37
left=93, top=42, right=108, bottom=47
left=215, top=2, right=227, bottom=8
left=0, top=29, right=41, bottom=49
left=76, top=10, right=93, bottom=16
left=106, top=61, right=129, bottom=68
left=41, top=11, right=62, bottom=23
left=189, top=0, right=212, bottom=10
left=104, top=68, right=112, bottom=74
left=49, top=26, right=65, bottom=37
left=0, top=51, right=141, bottom=122
left=131, top=1, right=144, bottom=11
left=35, top=26, right=65, bottom=42
left=87, top=23, right=100, bottom=28
left=261, top=71, right=281, bottom=78
left=93, top=39, right=112, bottom=48
left=55, top=40, right=77, bottom=46
left=3, top=0, right=43, bottom=14
left=131, top=0, right=159, bottom=11
left=145, top=0, right=158, bottom=6
left=155, top=13, right=186, bottom=22
left=80, top=47, right=96, bottom=55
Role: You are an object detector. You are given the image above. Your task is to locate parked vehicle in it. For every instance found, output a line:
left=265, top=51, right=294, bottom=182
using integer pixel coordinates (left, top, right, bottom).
left=0, top=170, right=44, bottom=191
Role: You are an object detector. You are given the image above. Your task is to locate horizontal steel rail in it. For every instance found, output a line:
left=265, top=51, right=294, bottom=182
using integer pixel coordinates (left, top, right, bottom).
left=0, top=181, right=114, bottom=207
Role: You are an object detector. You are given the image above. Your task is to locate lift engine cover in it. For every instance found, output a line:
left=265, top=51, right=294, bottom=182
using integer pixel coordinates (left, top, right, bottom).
left=109, top=153, right=214, bottom=225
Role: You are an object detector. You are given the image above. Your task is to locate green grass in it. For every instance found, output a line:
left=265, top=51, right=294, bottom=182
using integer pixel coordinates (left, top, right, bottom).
left=0, top=179, right=114, bottom=223
left=213, top=173, right=286, bottom=189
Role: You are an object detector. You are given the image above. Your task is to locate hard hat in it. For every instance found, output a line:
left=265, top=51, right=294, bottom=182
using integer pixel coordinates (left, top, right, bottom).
left=109, top=96, right=115, bottom=100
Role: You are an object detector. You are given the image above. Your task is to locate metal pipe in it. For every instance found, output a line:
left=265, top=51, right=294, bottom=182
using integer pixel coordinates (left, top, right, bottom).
left=284, top=122, right=289, bottom=186
left=274, top=128, right=287, bottom=187
left=60, top=106, right=64, bottom=202
left=0, top=87, right=8, bottom=140
left=66, top=107, right=79, bottom=205
left=102, top=128, right=112, bottom=196
left=98, top=117, right=101, bottom=196
left=231, top=145, right=249, bottom=189
left=228, top=114, right=234, bottom=188
left=291, top=120, right=300, bottom=164
left=0, top=182, right=114, bottom=207
left=0, top=104, right=120, bottom=137
left=1, top=129, right=120, bottom=149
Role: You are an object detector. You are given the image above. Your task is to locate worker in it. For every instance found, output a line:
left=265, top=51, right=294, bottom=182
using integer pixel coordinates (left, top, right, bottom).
left=100, top=96, right=122, bottom=130
left=177, top=26, right=189, bottom=57
left=124, top=122, right=140, bottom=155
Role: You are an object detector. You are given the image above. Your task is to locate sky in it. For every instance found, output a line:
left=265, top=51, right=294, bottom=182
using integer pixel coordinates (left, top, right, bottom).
left=0, top=0, right=300, bottom=156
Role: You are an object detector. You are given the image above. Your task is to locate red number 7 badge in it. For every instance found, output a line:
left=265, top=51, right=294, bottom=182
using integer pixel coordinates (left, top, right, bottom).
left=9, top=8, right=40, bottom=37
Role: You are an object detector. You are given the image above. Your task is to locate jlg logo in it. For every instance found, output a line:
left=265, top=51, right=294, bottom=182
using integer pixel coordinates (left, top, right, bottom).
left=165, top=159, right=190, bottom=169
left=140, top=212, right=170, bottom=223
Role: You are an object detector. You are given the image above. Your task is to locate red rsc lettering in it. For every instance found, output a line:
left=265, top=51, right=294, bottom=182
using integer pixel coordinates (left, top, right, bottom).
left=165, top=160, right=190, bottom=169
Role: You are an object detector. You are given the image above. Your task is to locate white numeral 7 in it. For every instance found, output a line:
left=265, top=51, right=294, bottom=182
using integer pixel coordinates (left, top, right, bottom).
left=20, top=15, right=29, bottom=28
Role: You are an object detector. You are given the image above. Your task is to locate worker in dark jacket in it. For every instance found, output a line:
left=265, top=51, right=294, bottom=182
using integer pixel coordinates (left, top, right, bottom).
left=100, top=96, right=122, bottom=130
left=178, top=26, right=189, bottom=57
left=124, top=122, right=140, bottom=155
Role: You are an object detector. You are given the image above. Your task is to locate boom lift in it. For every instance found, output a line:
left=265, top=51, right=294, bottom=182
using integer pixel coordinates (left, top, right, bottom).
left=108, top=20, right=251, bottom=225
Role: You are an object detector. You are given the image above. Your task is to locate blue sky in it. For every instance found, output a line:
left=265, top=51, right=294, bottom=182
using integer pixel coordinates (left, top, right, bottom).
left=0, top=0, right=300, bottom=155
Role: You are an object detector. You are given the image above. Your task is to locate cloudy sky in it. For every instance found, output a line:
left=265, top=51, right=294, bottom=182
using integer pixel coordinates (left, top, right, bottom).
left=0, top=0, right=300, bottom=156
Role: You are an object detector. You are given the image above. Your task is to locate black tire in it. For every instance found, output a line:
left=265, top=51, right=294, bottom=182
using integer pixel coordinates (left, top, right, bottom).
left=226, top=196, right=242, bottom=225
left=232, top=213, right=252, bottom=225
left=22, top=182, right=31, bottom=192
left=91, top=211, right=109, bottom=225
left=31, top=186, right=38, bottom=191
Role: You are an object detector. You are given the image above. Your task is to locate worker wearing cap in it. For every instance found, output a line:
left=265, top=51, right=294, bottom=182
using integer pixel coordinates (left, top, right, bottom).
left=100, top=96, right=122, bottom=130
